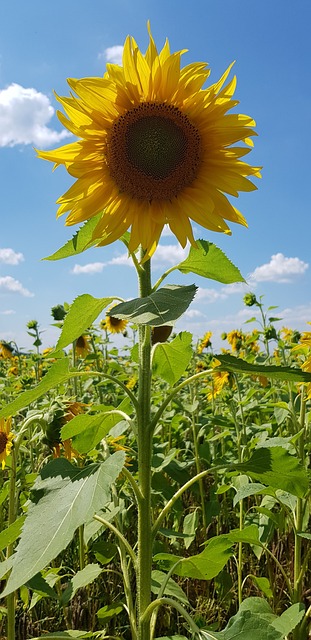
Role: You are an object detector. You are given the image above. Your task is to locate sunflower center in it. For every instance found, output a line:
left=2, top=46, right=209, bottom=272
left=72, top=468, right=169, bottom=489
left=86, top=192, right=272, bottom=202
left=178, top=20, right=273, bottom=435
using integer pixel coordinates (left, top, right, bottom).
left=107, top=102, right=201, bottom=201
left=0, top=431, right=8, bottom=454
left=109, top=316, right=121, bottom=326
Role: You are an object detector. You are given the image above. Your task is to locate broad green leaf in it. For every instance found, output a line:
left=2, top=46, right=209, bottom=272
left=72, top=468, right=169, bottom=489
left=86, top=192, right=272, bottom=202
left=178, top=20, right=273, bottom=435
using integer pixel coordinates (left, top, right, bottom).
left=0, top=358, right=71, bottom=418
left=226, top=525, right=261, bottom=546
left=111, top=284, right=197, bottom=326
left=55, top=294, right=115, bottom=351
left=215, top=354, right=311, bottom=383
left=44, top=214, right=102, bottom=261
left=0, top=555, right=14, bottom=580
left=61, top=409, right=128, bottom=453
left=26, top=572, right=59, bottom=600
left=2, top=451, right=125, bottom=596
left=155, top=536, right=233, bottom=580
left=177, top=240, right=245, bottom=284
left=151, top=570, right=189, bottom=605
left=156, top=636, right=189, bottom=640
left=271, top=603, right=305, bottom=635
left=233, top=447, right=309, bottom=498
left=223, top=610, right=282, bottom=639
left=233, top=483, right=267, bottom=507
left=61, top=563, right=102, bottom=605
left=97, top=603, right=123, bottom=620
left=0, top=515, right=25, bottom=551
left=92, top=540, right=117, bottom=565
left=152, top=331, right=193, bottom=385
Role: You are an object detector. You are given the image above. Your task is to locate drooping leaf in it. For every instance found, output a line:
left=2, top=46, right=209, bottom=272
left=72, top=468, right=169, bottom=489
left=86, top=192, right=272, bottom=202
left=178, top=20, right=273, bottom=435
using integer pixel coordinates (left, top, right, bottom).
left=151, top=570, right=189, bottom=605
left=215, top=354, right=311, bottom=383
left=44, top=214, right=103, bottom=261
left=2, top=452, right=125, bottom=596
left=0, top=515, right=25, bottom=551
left=0, top=358, right=72, bottom=418
left=111, top=284, right=197, bottom=326
left=31, top=633, right=95, bottom=639
left=55, top=294, right=115, bottom=351
left=152, top=332, right=193, bottom=385
left=233, top=447, right=309, bottom=498
left=61, top=408, right=129, bottom=454
left=177, top=240, right=245, bottom=284
left=233, top=483, right=268, bottom=507
left=61, top=563, right=102, bottom=605
left=182, top=509, right=199, bottom=549
left=222, top=610, right=283, bottom=639
left=248, top=575, right=273, bottom=599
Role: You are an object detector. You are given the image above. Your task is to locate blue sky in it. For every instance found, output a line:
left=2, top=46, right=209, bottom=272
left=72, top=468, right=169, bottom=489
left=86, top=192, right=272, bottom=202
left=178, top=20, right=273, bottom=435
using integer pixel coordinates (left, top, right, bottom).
left=0, top=0, right=310, bottom=351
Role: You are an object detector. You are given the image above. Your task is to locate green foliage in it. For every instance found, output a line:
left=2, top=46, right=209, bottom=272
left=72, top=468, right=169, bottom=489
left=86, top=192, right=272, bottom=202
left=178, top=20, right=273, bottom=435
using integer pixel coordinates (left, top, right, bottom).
left=44, top=214, right=103, bottom=261
left=234, top=447, right=309, bottom=497
left=152, top=332, right=193, bottom=384
left=55, top=294, right=115, bottom=351
left=0, top=515, right=25, bottom=550
left=2, top=452, right=125, bottom=596
left=111, top=284, right=197, bottom=326
left=177, top=239, right=245, bottom=283
left=60, top=563, right=102, bottom=605
left=216, top=353, right=311, bottom=382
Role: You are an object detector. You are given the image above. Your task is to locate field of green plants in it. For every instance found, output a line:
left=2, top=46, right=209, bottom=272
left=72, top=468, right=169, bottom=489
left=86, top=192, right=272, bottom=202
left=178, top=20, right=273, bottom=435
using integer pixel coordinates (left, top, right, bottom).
left=0, top=276, right=310, bottom=640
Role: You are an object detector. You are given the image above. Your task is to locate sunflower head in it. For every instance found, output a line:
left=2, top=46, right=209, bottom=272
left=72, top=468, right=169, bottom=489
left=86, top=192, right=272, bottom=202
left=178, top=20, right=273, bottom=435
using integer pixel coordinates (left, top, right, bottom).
left=105, top=306, right=128, bottom=334
left=75, top=335, right=91, bottom=358
left=0, top=342, right=14, bottom=360
left=0, top=418, right=14, bottom=469
left=37, top=26, right=260, bottom=258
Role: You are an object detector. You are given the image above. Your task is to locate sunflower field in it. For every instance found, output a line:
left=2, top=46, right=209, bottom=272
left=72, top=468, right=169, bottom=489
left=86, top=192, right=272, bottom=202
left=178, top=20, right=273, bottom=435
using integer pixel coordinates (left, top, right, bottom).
left=0, top=25, right=310, bottom=640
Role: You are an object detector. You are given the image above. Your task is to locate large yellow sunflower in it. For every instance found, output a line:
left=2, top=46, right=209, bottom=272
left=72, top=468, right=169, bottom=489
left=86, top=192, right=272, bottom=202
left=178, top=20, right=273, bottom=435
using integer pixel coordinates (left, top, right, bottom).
left=37, top=26, right=260, bottom=258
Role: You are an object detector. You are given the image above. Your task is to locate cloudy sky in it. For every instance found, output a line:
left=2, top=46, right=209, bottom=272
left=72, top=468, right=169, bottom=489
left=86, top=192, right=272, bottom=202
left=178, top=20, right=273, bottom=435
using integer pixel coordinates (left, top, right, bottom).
left=1, top=0, right=310, bottom=351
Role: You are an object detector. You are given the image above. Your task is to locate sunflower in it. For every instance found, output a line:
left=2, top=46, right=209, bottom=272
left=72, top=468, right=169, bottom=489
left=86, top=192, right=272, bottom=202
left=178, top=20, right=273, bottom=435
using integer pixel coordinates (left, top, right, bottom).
left=197, top=331, right=212, bottom=354
left=37, top=26, right=260, bottom=258
left=0, top=418, right=14, bottom=469
left=104, top=311, right=128, bottom=334
left=75, top=334, right=91, bottom=357
left=0, top=342, right=14, bottom=360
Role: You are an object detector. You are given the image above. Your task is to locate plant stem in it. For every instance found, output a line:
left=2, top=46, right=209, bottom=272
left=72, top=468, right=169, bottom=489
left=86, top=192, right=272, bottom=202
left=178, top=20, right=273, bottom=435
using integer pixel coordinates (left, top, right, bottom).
left=6, top=448, right=17, bottom=640
left=136, top=255, right=153, bottom=640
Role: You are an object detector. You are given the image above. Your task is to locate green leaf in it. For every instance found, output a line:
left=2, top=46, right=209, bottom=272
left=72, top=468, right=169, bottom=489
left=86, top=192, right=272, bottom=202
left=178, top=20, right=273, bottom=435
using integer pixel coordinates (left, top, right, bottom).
left=183, top=509, right=199, bottom=549
left=177, top=240, right=245, bottom=284
left=31, top=633, right=95, bottom=639
left=233, top=447, right=308, bottom=498
left=223, top=610, right=282, bottom=639
left=92, top=540, right=117, bottom=565
left=155, top=536, right=233, bottom=580
left=61, top=563, right=102, bottom=605
left=55, top=294, right=115, bottom=351
left=248, top=575, right=273, bottom=599
left=215, top=354, right=311, bottom=383
left=0, top=358, right=72, bottom=418
left=0, top=515, right=25, bottom=551
left=44, top=214, right=102, bottom=261
left=155, top=636, right=189, bottom=640
left=2, top=452, right=125, bottom=596
left=26, top=572, right=59, bottom=600
left=271, top=603, right=305, bottom=635
left=97, top=603, right=123, bottom=620
left=61, top=408, right=128, bottom=453
left=152, top=332, right=193, bottom=385
left=151, top=570, right=189, bottom=605
left=111, top=284, right=197, bottom=326
left=233, top=483, right=267, bottom=507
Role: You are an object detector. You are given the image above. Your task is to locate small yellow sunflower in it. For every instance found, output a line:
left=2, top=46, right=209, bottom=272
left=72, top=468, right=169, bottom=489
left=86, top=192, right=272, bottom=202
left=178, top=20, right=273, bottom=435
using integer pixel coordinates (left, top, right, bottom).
left=226, top=329, right=243, bottom=352
left=37, top=26, right=260, bottom=258
left=105, top=313, right=128, bottom=334
left=197, top=331, right=212, bottom=354
left=0, top=418, right=14, bottom=469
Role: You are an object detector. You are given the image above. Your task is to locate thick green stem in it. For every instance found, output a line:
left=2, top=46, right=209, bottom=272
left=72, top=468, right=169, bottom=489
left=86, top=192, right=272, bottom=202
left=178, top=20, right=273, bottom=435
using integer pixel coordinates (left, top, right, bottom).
left=136, top=255, right=153, bottom=640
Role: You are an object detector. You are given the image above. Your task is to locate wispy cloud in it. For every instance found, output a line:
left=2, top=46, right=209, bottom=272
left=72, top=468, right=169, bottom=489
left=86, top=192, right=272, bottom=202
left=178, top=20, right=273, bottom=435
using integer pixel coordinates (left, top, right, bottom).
left=0, top=276, right=34, bottom=297
left=71, top=242, right=188, bottom=274
left=71, top=262, right=106, bottom=275
left=0, top=83, right=70, bottom=148
left=0, top=309, right=15, bottom=315
left=98, top=45, right=123, bottom=65
left=250, top=253, right=308, bottom=283
left=0, top=248, right=24, bottom=265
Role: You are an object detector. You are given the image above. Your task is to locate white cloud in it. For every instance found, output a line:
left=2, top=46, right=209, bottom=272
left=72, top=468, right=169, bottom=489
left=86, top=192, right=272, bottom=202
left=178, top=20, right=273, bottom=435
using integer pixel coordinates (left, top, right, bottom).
left=196, top=287, right=227, bottom=303
left=99, top=45, right=124, bottom=65
left=0, top=276, right=34, bottom=297
left=184, top=309, right=205, bottom=319
left=250, top=253, right=308, bottom=283
left=0, top=248, right=24, bottom=265
left=71, top=262, right=105, bottom=275
left=0, top=309, right=15, bottom=315
left=109, top=254, right=134, bottom=268
left=152, top=244, right=188, bottom=266
left=0, top=83, right=70, bottom=148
